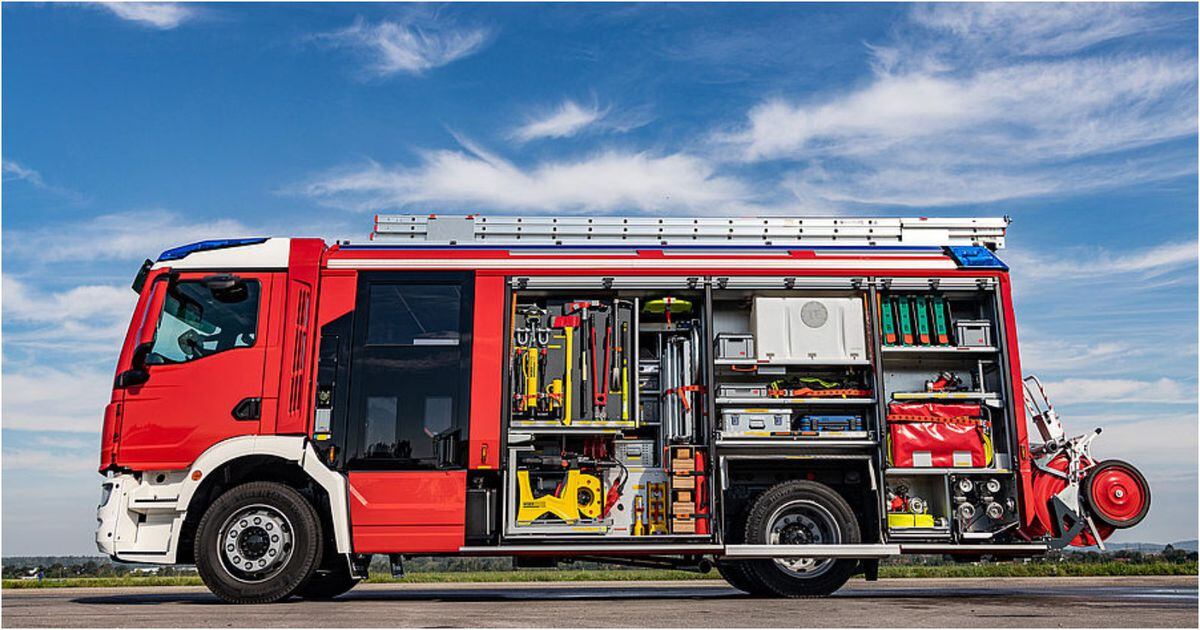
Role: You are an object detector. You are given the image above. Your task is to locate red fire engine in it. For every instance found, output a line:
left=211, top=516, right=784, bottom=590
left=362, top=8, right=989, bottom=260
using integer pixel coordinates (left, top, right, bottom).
left=96, top=215, right=1150, bottom=603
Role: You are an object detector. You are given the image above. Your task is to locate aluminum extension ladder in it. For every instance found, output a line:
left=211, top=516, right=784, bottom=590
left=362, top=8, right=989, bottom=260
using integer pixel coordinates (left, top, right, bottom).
left=370, top=214, right=1009, bottom=249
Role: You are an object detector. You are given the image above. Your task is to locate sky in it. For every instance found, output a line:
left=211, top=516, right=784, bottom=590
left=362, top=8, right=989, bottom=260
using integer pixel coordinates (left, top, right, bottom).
left=1, top=2, right=1197, bottom=555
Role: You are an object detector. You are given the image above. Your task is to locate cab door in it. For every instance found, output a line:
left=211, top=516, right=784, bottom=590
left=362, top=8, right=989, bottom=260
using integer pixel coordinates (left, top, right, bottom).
left=114, top=271, right=275, bottom=470
left=344, top=272, right=473, bottom=553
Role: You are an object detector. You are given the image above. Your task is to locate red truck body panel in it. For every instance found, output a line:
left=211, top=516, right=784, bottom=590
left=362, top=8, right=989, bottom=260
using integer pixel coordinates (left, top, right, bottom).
left=467, top=275, right=505, bottom=470
left=347, top=470, right=467, bottom=553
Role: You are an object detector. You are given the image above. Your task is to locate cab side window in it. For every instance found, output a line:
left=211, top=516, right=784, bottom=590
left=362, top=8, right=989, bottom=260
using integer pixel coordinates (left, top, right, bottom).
left=147, top=280, right=260, bottom=364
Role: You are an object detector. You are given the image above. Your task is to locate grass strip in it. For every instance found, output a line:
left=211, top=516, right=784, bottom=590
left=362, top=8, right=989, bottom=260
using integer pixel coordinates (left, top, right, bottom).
left=4, top=562, right=1194, bottom=589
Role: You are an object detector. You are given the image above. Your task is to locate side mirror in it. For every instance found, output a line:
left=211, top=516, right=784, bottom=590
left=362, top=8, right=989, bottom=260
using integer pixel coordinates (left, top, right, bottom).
left=131, top=259, right=153, bottom=294
left=114, top=363, right=150, bottom=388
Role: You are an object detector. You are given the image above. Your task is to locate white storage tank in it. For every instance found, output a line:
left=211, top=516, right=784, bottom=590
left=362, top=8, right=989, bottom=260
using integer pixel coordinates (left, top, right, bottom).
left=752, top=297, right=867, bottom=363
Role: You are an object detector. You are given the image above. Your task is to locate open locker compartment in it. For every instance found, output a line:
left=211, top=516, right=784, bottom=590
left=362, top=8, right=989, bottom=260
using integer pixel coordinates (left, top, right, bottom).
left=881, top=356, right=1011, bottom=470
left=501, top=282, right=714, bottom=541
left=877, top=283, right=1000, bottom=351
left=884, top=475, right=952, bottom=540
left=710, top=287, right=878, bottom=443
left=876, top=279, right=1022, bottom=543
left=877, top=283, right=1012, bottom=472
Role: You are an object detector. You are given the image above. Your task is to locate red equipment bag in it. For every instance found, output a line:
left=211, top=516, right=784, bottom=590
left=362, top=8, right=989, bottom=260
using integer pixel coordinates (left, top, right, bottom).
left=887, top=403, right=991, bottom=468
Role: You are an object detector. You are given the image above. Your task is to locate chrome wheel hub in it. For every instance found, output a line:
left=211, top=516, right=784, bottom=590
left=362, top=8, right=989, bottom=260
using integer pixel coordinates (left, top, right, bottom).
left=767, top=499, right=841, bottom=578
left=218, top=505, right=294, bottom=583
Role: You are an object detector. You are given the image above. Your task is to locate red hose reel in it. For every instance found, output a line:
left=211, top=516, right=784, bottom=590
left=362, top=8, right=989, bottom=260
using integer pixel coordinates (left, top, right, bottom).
left=1027, top=456, right=1150, bottom=546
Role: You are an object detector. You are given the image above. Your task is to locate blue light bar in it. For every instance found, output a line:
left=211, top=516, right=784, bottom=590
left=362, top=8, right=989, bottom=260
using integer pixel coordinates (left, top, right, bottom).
left=946, top=245, right=1008, bottom=270
left=157, top=238, right=268, bottom=262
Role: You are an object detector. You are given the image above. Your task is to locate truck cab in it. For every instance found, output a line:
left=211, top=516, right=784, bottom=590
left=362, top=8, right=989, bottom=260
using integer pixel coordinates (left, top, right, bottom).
left=96, top=215, right=1150, bottom=603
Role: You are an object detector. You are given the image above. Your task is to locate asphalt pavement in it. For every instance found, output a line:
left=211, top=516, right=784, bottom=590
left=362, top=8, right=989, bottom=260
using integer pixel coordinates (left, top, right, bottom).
left=2, top=576, right=1196, bottom=628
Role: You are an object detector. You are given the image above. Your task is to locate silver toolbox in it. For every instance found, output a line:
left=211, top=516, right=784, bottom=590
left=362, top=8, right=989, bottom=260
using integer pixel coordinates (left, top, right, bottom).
left=721, top=408, right=791, bottom=437
left=614, top=439, right=658, bottom=467
left=716, top=382, right=771, bottom=399
left=715, top=333, right=755, bottom=361
left=954, top=319, right=992, bottom=347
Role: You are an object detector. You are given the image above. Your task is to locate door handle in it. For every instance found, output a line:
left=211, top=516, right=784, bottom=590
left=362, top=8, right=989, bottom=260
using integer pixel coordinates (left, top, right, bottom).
left=232, top=397, right=262, bottom=421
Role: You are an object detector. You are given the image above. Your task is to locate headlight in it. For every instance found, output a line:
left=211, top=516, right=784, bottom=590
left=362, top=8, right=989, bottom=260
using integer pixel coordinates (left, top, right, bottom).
left=98, top=482, right=114, bottom=508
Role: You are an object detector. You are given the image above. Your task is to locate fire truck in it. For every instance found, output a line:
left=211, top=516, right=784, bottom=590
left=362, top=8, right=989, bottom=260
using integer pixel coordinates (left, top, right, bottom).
left=96, top=215, right=1150, bottom=603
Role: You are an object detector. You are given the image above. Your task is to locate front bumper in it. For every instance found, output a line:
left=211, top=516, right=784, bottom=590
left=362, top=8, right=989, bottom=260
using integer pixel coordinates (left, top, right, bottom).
left=94, top=472, right=182, bottom=563
left=95, top=476, right=125, bottom=557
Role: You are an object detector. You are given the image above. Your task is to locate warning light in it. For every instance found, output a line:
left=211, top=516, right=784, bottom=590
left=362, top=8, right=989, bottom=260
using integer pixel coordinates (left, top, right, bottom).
left=191, top=470, right=203, bottom=481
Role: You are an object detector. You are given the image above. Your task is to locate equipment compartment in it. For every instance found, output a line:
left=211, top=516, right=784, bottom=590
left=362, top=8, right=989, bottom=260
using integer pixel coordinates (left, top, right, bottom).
left=878, top=282, right=1022, bottom=545
left=885, top=476, right=951, bottom=540
left=509, top=297, right=637, bottom=429
left=503, top=286, right=712, bottom=541
left=710, top=289, right=878, bottom=443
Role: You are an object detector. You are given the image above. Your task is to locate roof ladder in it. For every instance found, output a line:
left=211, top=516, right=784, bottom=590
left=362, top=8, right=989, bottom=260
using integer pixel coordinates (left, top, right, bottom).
left=370, top=214, right=1009, bottom=249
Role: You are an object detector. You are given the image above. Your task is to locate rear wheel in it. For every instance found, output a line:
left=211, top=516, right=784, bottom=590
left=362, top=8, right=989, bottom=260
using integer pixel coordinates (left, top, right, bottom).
left=716, top=561, right=771, bottom=595
left=743, top=480, right=860, bottom=598
left=194, top=482, right=323, bottom=604
left=717, top=507, right=772, bottom=595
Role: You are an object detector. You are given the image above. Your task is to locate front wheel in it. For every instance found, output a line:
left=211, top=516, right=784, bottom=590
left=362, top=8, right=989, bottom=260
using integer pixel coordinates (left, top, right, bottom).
left=743, top=480, right=861, bottom=598
left=297, top=563, right=361, bottom=600
left=194, top=482, right=324, bottom=604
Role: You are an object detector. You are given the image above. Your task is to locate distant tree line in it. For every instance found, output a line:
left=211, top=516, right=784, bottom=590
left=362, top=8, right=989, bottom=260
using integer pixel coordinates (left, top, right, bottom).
left=2, top=559, right=197, bottom=580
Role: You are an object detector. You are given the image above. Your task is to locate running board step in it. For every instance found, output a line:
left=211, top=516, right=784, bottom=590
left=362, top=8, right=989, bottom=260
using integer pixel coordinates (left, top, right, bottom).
left=722, top=544, right=900, bottom=559
left=898, top=543, right=1048, bottom=554
left=459, top=544, right=724, bottom=556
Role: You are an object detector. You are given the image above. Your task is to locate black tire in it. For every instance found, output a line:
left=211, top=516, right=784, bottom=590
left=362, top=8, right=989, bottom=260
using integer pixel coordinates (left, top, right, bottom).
left=716, top=561, right=771, bottom=595
left=1082, top=459, right=1151, bottom=529
left=743, top=480, right=860, bottom=598
left=716, top=507, right=773, bottom=595
left=297, top=563, right=360, bottom=600
left=194, top=481, right=324, bottom=604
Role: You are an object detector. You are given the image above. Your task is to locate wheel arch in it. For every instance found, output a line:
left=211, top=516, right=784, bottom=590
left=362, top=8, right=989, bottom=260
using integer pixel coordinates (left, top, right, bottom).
left=173, top=436, right=350, bottom=564
left=721, top=459, right=878, bottom=543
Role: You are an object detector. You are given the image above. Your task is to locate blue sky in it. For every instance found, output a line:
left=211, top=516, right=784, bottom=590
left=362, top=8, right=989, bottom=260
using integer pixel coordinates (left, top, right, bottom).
left=2, top=2, right=1197, bottom=555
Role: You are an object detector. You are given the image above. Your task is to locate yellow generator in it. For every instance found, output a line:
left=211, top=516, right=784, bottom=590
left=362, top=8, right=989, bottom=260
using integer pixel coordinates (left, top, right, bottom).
left=516, top=469, right=603, bottom=525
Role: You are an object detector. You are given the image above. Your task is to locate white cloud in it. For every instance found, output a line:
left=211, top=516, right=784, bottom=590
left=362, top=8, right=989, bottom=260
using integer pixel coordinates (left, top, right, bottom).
left=911, top=3, right=1175, bottom=57
left=2, top=448, right=100, bottom=477
left=320, top=17, right=490, bottom=77
left=1020, top=340, right=1136, bottom=374
left=1042, top=377, right=1194, bottom=405
left=720, top=4, right=1196, bottom=207
left=3, top=275, right=135, bottom=326
left=3, top=159, right=45, bottom=187
left=2, top=275, right=136, bottom=355
left=4, top=209, right=253, bottom=263
left=299, top=140, right=755, bottom=214
left=1007, top=241, right=1198, bottom=282
left=1, top=365, right=115, bottom=433
left=729, top=55, right=1194, bottom=162
left=511, top=100, right=608, bottom=143
left=1077, top=413, right=1197, bottom=464
left=102, top=2, right=195, bottom=30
